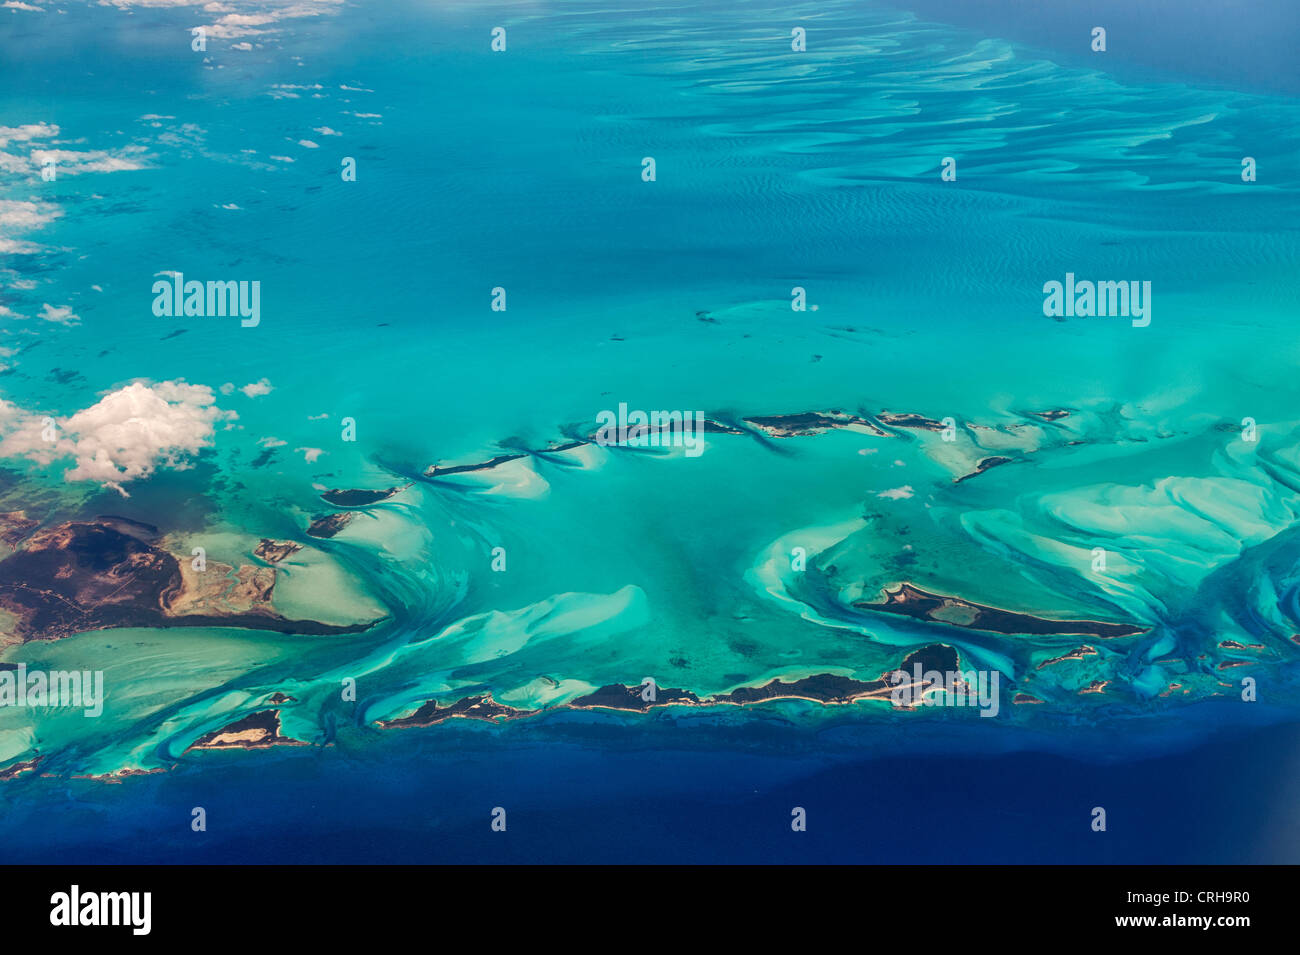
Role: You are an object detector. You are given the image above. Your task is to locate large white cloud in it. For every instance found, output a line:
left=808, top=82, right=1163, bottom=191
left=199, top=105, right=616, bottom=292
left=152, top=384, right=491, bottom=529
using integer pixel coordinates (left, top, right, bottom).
left=0, top=380, right=235, bottom=495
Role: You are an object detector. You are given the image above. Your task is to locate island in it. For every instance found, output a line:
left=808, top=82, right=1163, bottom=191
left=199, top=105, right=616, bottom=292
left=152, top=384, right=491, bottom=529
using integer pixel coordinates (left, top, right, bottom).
left=856, top=583, right=1145, bottom=637
left=0, top=517, right=378, bottom=643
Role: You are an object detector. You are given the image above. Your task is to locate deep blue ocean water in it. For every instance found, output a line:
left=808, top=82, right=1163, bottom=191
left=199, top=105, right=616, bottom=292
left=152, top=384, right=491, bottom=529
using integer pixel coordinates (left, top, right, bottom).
left=7, top=710, right=1300, bottom=864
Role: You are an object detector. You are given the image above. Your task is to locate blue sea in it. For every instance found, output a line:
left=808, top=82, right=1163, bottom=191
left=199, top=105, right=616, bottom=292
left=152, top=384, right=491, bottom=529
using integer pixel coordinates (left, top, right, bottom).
left=1, top=0, right=1298, bottom=864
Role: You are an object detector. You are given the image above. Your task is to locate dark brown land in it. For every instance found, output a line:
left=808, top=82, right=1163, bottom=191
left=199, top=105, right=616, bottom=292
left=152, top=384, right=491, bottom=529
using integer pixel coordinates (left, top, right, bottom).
left=856, top=583, right=1145, bottom=637
left=425, top=454, right=526, bottom=478
left=186, top=709, right=306, bottom=751
left=0, top=519, right=376, bottom=642
left=377, top=645, right=964, bottom=729
left=954, top=455, right=1014, bottom=483
left=254, top=539, right=302, bottom=563
left=306, top=512, right=354, bottom=539
left=568, top=683, right=701, bottom=712
left=0, top=511, right=37, bottom=549
left=376, top=694, right=532, bottom=728
left=1036, top=646, right=1098, bottom=669
left=876, top=412, right=947, bottom=432
left=319, top=485, right=405, bottom=506
left=743, top=411, right=890, bottom=438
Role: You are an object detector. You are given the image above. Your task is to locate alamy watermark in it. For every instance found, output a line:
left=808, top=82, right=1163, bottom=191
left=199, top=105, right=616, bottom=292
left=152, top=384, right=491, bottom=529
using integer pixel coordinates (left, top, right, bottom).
left=152, top=272, right=261, bottom=327
left=1042, top=272, right=1151, bottom=327
left=50, top=885, right=150, bottom=935
left=595, top=402, right=706, bottom=457
left=0, top=664, right=104, bottom=717
left=889, top=664, right=1000, bottom=717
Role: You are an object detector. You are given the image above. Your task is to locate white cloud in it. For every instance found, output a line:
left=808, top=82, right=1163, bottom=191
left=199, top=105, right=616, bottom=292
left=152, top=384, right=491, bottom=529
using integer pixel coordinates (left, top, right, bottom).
left=206, top=12, right=275, bottom=39
left=0, top=380, right=233, bottom=495
left=0, top=199, right=60, bottom=231
left=296, top=446, right=324, bottom=463
left=0, top=239, right=41, bottom=254
left=0, top=123, right=57, bottom=147
left=29, top=146, right=151, bottom=175
left=877, top=486, right=915, bottom=500
left=0, top=123, right=149, bottom=180
left=239, top=378, right=272, bottom=398
left=39, top=303, right=79, bottom=326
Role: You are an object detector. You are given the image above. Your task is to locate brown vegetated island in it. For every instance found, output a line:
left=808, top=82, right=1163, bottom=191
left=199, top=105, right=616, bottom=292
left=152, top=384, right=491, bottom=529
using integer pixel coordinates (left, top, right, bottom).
left=856, top=583, right=1145, bottom=638
left=0, top=519, right=378, bottom=643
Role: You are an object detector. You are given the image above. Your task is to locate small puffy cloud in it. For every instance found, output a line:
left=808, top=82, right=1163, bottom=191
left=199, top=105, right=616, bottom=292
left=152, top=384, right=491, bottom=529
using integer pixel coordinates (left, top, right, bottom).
left=0, top=198, right=60, bottom=230
left=29, top=146, right=151, bottom=175
left=297, top=139, right=319, bottom=149
left=0, top=123, right=57, bottom=147
left=295, top=446, right=324, bottom=463
left=257, top=436, right=287, bottom=449
left=312, top=126, right=341, bottom=136
left=239, top=378, right=272, bottom=398
left=203, top=12, right=275, bottom=39
left=0, top=237, right=40, bottom=255
left=0, top=121, right=148, bottom=179
left=39, top=303, right=79, bottom=326
left=0, top=199, right=59, bottom=253
left=877, top=485, right=914, bottom=500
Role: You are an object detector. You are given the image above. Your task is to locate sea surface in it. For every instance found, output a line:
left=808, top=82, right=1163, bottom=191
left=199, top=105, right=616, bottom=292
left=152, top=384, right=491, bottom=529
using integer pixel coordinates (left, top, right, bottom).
left=0, top=0, right=1297, bottom=863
